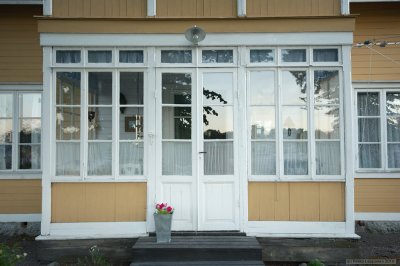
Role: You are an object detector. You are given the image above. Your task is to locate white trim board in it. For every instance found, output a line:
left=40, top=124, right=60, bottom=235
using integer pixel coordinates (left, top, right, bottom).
left=38, top=222, right=147, bottom=239
left=352, top=82, right=400, bottom=88
left=0, top=0, right=42, bottom=4
left=40, top=32, right=354, bottom=47
left=355, top=213, right=400, bottom=221
left=0, top=214, right=41, bottom=222
left=246, top=221, right=351, bottom=235
left=0, top=84, right=42, bottom=91
left=355, top=172, right=400, bottom=178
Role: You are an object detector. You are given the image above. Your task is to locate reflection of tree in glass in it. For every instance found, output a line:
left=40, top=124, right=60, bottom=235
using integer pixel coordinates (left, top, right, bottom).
left=387, top=93, right=400, bottom=139
left=290, top=71, right=307, bottom=103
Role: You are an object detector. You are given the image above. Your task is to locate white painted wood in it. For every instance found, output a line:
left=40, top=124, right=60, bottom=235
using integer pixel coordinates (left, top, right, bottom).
left=355, top=172, right=400, bottom=178
left=0, top=214, right=41, bottom=222
left=353, top=82, right=400, bottom=88
left=247, top=232, right=360, bottom=239
left=247, top=221, right=348, bottom=235
left=0, top=0, right=42, bottom=4
left=40, top=47, right=53, bottom=236
left=147, top=0, right=156, bottom=17
left=43, top=0, right=52, bottom=16
left=342, top=45, right=355, bottom=235
left=355, top=212, right=400, bottom=221
left=237, top=0, right=246, bottom=17
left=40, top=33, right=354, bottom=47
left=0, top=84, right=42, bottom=91
left=341, top=0, right=350, bottom=15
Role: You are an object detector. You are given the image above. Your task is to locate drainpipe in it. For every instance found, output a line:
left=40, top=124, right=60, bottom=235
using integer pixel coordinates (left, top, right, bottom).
left=237, top=0, right=246, bottom=17
left=43, top=0, right=52, bottom=16
left=341, top=0, right=350, bottom=15
left=147, top=0, right=156, bottom=17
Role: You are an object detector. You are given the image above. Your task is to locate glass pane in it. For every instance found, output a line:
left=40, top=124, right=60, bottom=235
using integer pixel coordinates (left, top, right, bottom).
left=251, top=141, right=275, bottom=175
left=119, top=50, right=144, bottom=63
left=203, top=72, right=233, bottom=105
left=281, top=49, right=306, bottom=62
left=88, top=50, right=112, bottom=63
left=283, top=142, right=308, bottom=175
left=357, top=92, right=379, bottom=116
left=0, top=119, right=12, bottom=143
left=88, top=72, right=112, bottom=105
left=359, top=144, right=381, bottom=168
left=19, top=119, right=41, bottom=143
left=314, top=70, right=339, bottom=105
left=250, top=71, right=275, bottom=105
left=281, top=71, right=307, bottom=105
left=202, top=50, right=233, bottom=63
left=387, top=116, right=400, bottom=142
left=0, top=145, right=12, bottom=170
left=120, top=107, right=143, bottom=140
left=358, top=118, right=380, bottom=142
left=204, top=141, right=234, bottom=175
left=204, top=106, right=233, bottom=139
left=162, top=141, right=191, bottom=175
left=88, top=142, right=112, bottom=175
left=387, top=92, right=400, bottom=115
left=120, top=72, right=144, bottom=105
left=19, top=145, right=40, bottom=170
left=56, top=142, right=80, bottom=176
left=88, top=107, right=112, bottom=140
left=316, top=141, right=340, bottom=175
left=315, top=106, right=340, bottom=139
left=120, top=142, right=144, bottom=175
left=56, top=72, right=81, bottom=106
left=0, top=94, right=12, bottom=118
left=250, top=49, right=274, bottom=63
left=19, top=93, right=41, bottom=118
left=56, top=107, right=80, bottom=140
left=56, top=50, right=81, bottom=64
left=161, top=50, right=192, bottom=63
left=162, top=73, right=192, bottom=104
left=313, top=49, right=338, bottom=62
left=251, top=107, right=275, bottom=139
left=162, top=107, right=191, bottom=140
left=388, top=144, right=400, bottom=168
left=282, top=106, right=308, bottom=139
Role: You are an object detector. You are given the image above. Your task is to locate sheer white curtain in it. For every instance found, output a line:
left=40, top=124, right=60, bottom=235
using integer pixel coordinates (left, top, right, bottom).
left=88, top=51, right=112, bottom=63
left=56, top=50, right=81, bottom=64
left=88, top=142, right=112, bottom=175
left=204, top=141, right=234, bottom=175
left=56, top=142, right=80, bottom=175
left=316, top=142, right=340, bottom=175
left=251, top=142, right=275, bottom=175
left=162, top=142, right=192, bottom=175
left=119, top=51, right=144, bottom=63
left=120, top=142, right=144, bottom=175
left=283, top=142, right=308, bottom=175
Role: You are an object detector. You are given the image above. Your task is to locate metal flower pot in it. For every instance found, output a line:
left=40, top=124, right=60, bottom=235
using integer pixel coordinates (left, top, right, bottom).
left=154, top=213, right=173, bottom=243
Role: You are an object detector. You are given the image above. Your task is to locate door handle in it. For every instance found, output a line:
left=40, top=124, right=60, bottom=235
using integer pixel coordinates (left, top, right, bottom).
left=199, top=151, right=207, bottom=154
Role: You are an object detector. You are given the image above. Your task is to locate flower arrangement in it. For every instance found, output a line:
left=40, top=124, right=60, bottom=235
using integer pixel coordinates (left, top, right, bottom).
left=155, top=203, right=174, bottom=215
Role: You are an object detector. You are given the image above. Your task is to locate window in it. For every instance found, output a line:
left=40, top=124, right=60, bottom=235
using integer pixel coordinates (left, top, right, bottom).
left=202, top=50, right=233, bottom=63
left=88, top=50, right=112, bottom=63
left=56, top=50, right=81, bottom=64
left=281, top=49, right=307, bottom=63
left=161, top=50, right=192, bottom=63
left=250, top=49, right=275, bottom=64
left=0, top=91, right=42, bottom=172
left=357, top=90, right=400, bottom=170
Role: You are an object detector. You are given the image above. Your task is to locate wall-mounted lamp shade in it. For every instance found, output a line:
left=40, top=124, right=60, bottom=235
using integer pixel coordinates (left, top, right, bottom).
left=185, top=26, right=206, bottom=45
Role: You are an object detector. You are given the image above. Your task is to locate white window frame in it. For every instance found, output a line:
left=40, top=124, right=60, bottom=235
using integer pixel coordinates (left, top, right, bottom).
left=355, top=87, right=400, bottom=174
left=0, top=86, right=42, bottom=178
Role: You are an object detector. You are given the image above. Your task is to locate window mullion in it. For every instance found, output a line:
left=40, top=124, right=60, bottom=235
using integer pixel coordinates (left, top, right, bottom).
left=382, top=90, right=388, bottom=170
left=277, top=70, right=283, bottom=179
left=114, top=70, right=119, bottom=180
left=309, top=69, right=315, bottom=179
left=82, top=70, right=87, bottom=180
left=13, top=92, right=18, bottom=171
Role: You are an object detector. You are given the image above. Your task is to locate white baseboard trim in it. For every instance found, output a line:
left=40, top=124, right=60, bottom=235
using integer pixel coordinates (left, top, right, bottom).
left=0, top=214, right=41, bottom=222
left=247, top=233, right=360, bottom=239
left=355, top=212, right=400, bottom=221
left=36, top=222, right=147, bottom=240
left=246, top=221, right=349, bottom=236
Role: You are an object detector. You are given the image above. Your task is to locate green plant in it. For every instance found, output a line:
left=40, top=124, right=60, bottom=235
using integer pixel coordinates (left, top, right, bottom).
left=0, top=243, right=27, bottom=266
left=77, top=245, right=111, bottom=266
left=308, top=259, right=325, bottom=266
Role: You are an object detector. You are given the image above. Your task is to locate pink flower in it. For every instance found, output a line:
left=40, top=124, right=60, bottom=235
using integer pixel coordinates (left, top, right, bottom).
left=156, top=204, right=161, bottom=209
left=159, top=203, right=165, bottom=209
left=167, top=206, right=172, bottom=213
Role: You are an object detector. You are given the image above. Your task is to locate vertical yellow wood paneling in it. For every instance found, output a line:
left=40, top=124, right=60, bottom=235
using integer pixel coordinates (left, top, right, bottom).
left=52, top=183, right=147, bottom=223
left=355, top=179, right=400, bottom=212
left=257, top=183, right=276, bottom=221
left=320, top=183, right=345, bottom=221
left=0, top=180, right=42, bottom=214
left=156, top=0, right=235, bottom=17
left=248, top=182, right=261, bottom=221
left=289, top=183, right=320, bottom=221
left=275, top=183, right=290, bottom=220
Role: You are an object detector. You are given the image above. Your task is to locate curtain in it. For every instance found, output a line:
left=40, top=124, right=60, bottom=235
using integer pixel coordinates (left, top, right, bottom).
left=281, top=49, right=306, bottom=62
left=359, top=144, right=381, bottom=168
left=162, top=141, right=192, bottom=175
left=202, top=50, right=233, bottom=63
left=316, top=141, right=340, bottom=175
left=204, top=141, right=234, bottom=175
left=120, top=142, right=144, bottom=175
left=250, top=50, right=274, bottom=63
left=161, top=50, right=192, bottom=63
left=388, top=144, right=400, bottom=168
left=119, top=51, right=144, bottom=63
left=19, top=145, right=40, bottom=170
left=283, top=142, right=308, bottom=175
left=88, top=51, right=112, bottom=63
left=88, top=142, right=112, bottom=175
left=357, top=92, right=379, bottom=116
left=313, top=49, right=338, bottom=62
left=56, top=142, right=80, bottom=175
left=56, top=50, right=81, bottom=64
left=251, top=141, right=275, bottom=175
left=0, top=145, right=12, bottom=170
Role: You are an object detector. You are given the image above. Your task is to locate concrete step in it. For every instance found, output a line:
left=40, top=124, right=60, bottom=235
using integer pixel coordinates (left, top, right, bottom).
left=131, top=261, right=265, bottom=266
left=132, top=236, right=263, bottom=263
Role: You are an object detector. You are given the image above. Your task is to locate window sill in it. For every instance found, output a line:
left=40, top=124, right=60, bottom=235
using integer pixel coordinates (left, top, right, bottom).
left=355, top=172, right=400, bottom=178
left=0, top=172, right=42, bottom=179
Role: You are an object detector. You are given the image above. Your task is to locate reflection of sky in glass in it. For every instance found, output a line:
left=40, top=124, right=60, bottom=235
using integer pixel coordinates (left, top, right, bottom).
left=251, top=107, right=275, bottom=139
left=282, top=106, right=308, bottom=139
left=387, top=92, right=400, bottom=115
left=250, top=71, right=275, bottom=105
left=0, top=119, right=12, bottom=143
left=203, top=73, right=233, bottom=105
left=203, top=106, right=233, bottom=139
left=281, top=71, right=307, bottom=105
left=314, top=106, right=340, bottom=139
left=20, top=93, right=41, bottom=118
left=0, top=94, right=13, bottom=118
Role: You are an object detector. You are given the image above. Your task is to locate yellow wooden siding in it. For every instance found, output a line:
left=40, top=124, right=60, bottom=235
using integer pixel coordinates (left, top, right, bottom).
left=51, top=182, right=147, bottom=223
left=248, top=182, right=345, bottom=221
left=156, top=0, right=236, bottom=18
left=355, top=179, right=400, bottom=213
left=247, top=0, right=341, bottom=17
left=52, top=0, right=147, bottom=18
left=0, top=180, right=41, bottom=214
left=351, top=3, right=400, bottom=81
left=0, top=6, right=42, bottom=83
left=38, top=17, right=355, bottom=34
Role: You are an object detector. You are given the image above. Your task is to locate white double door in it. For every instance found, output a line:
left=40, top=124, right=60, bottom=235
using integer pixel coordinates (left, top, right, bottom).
left=155, top=68, right=240, bottom=231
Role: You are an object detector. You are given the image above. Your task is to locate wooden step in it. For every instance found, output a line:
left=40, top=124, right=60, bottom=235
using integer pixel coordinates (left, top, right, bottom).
left=148, top=231, right=246, bottom=237
left=132, top=236, right=263, bottom=263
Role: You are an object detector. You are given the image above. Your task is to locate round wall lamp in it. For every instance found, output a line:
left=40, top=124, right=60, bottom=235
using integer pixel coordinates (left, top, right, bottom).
left=185, top=25, right=206, bottom=45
